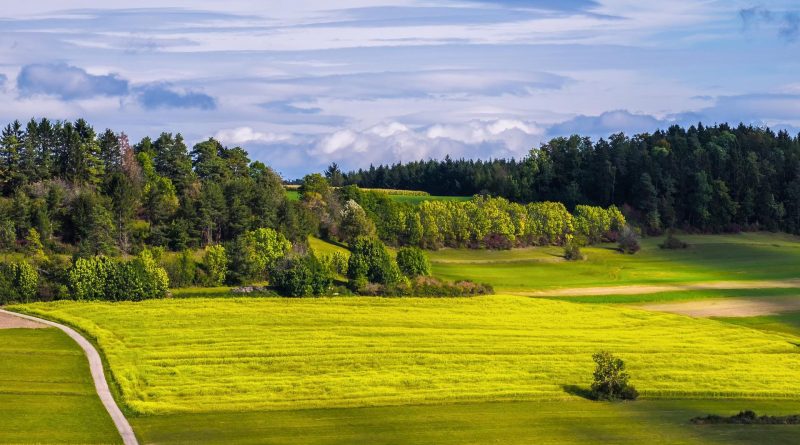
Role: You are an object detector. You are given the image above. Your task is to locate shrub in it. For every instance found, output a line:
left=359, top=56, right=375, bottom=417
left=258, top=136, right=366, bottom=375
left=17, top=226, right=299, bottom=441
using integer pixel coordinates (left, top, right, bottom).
left=617, top=225, right=641, bottom=254
left=165, top=250, right=196, bottom=288
left=320, top=252, right=348, bottom=276
left=227, top=228, right=292, bottom=283
left=107, top=250, right=169, bottom=301
left=356, top=276, right=494, bottom=297
left=660, top=231, right=688, bottom=249
left=24, top=228, right=45, bottom=258
left=396, top=247, right=431, bottom=277
left=347, top=237, right=401, bottom=286
left=338, top=200, right=377, bottom=244
left=563, top=241, right=585, bottom=261
left=270, top=254, right=333, bottom=297
left=201, top=244, right=227, bottom=286
left=590, top=351, right=638, bottom=401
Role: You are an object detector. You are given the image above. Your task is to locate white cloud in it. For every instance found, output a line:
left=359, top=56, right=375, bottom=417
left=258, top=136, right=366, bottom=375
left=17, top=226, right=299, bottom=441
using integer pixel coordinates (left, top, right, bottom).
left=214, top=127, right=292, bottom=145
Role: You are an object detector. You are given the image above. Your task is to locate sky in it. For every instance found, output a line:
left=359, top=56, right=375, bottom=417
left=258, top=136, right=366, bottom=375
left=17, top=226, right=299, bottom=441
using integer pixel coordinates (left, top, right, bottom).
left=0, top=1, right=799, bottom=179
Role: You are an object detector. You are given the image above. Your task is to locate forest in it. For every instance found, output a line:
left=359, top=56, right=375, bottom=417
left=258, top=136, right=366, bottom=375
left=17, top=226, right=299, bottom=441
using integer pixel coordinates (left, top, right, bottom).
left=342, top=123, right=800, bottom=235
left=0, top=118, right=794, bottom=301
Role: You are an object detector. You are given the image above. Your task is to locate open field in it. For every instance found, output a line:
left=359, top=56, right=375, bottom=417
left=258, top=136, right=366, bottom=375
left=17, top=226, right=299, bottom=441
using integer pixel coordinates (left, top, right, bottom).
left=545, top=287, right=800, bottom=304
left=130, top=399, right=800, bottom=445
left=0, top=328, right=121, bottom=444
left=430, top=233, right=800, bottom=292
left=285, top=189, right=471, bottom=205
left=11, top=296, right=800, bottom=416
left=716, top=312, right=800, bottom=338
left=640, top=297, right=800, bottom=318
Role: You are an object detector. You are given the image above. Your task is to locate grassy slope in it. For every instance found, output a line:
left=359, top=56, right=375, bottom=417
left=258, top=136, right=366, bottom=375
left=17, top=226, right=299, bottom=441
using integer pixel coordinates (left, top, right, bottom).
left=716, top=312, right=800, bottom=338
left=430, top=233, right=800, bottom=292
left=132, top=399, right=800, bottom=445
left=12, top=296, right=800, bottom=415
left=0, top=328, right=121, bottom=444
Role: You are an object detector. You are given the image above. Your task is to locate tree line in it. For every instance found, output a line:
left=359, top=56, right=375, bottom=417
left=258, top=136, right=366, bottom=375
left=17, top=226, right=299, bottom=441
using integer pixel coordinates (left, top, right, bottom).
left=340, top=123, right=800, bottom=234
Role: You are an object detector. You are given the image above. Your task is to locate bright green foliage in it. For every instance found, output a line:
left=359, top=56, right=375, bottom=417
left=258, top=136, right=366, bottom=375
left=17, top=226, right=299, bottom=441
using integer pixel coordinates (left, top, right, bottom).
left=591, top=351, right=639, bottom=401
left=13, top=261, right=38, bottom=302
left=24, top=227, right=45, bottom=257
left=13, top=296, right=800, bottom=414
left=201, top=244, right=227, bottom=286
left=167, top=250, right=196, bottom=288
left=228, top=228, right=291, bottom=283
left=396, top=247, right=431, bottom=277
left=68, top=251, right=168, bottom=301
left=299, top=173, right=331, bottom=199
left=347, top=237, right=401, bottom=285
left=106, top=249, right=169, bottom=301
left=574, top=205, right=626, bottom=244
left=68, top=256, right=113, bottom=300
left=270, top=253, right=333, bottom=297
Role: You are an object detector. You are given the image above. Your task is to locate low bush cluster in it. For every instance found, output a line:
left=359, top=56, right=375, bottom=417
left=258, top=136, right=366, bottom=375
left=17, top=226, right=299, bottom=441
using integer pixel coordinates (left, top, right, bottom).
left=68, top=250, right=169, bottom=301
left=0, top=261, right=38, bottom=304
left=270, top=253, right=334, bottom=297
left=691, top=411, right=800, bottom=425
left=660, top=232, right=689, bottom=249
left=355, top=275, right=494, bottom=297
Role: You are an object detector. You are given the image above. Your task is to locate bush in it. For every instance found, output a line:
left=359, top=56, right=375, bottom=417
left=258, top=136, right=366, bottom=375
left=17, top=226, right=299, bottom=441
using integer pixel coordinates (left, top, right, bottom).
left=227, top=228, right=291, bottom=284
left=165, top=250, right=196, bottom=288
left=347, top=237, right=401, bottom=286
left=356, top=276, right=494, bottom=297
left=270, top=253, right=333, bottom=297
left=590, top=351, right=638, bottom=401
left=320, top=252, right=348, bottom=275
left=563, top=241, right=585, bottom=261
left=201, top=244, right=227, bottom=286
left=69, top=251, right=169, bottom=301
left=68, top=256, right=113, bottom=300
left=396, top=247, right=431, bottom=277
left=660, top=231, right=688, bottom=249
left=14, top=261, right=38, bottom=302
left=617, top=225, right=641, bottom=254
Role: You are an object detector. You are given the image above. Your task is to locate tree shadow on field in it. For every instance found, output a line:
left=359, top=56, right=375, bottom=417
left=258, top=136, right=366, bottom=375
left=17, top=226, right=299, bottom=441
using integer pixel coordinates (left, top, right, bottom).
left=562, top=384, right=595, bottom=400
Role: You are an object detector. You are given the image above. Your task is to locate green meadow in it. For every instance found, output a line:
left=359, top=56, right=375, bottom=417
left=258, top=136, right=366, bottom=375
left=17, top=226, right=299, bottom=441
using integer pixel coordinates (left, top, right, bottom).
left=429, top=233, right=800, bottom=292
left=0, top=328, right=120, bottom=444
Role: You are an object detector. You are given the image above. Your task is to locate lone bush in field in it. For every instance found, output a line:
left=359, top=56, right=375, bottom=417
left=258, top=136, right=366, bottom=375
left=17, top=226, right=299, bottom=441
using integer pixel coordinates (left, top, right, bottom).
left=347, top=237, right=401, bottom=287
left=396, top=247, right=431, bottom=277
left=270, top=253, right=333, bottom=297
left=201, top=244, right=227, bottom=286
left=591, top=351, right=638, bottom=401
left=563, top=240, right=585, bottom=261
left=617, top=225, right=641, bottom=254
left=660, top=231, right=688, bottom=249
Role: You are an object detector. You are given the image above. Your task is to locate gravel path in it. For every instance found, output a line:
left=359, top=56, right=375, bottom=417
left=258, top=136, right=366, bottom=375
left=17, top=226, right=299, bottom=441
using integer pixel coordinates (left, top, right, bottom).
left=0, top=309, right=138, bottom=445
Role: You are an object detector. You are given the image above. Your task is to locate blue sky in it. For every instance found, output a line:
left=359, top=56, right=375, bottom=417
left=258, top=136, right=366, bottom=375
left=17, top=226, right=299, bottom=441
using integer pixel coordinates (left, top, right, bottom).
left=0, top=1, right=798, bottom=178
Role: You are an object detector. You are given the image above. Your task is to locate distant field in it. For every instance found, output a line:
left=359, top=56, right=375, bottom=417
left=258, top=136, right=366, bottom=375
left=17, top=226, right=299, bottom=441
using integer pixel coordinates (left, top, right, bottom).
left=0, top=328, right=120, bottom=444
left=285, top=189, right=470, bottom=205
left=430, top=233, right=800, bottom=292
left=716, top=312, right=800, bottom=338
left=131, top=399, right=800, bottom=445
left=12, top=296, right=800, bottom=416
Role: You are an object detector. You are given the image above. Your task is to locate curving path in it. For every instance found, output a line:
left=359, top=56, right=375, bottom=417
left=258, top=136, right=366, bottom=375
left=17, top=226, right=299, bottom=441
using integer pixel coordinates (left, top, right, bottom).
left=0, top=309, right=138, bottom=445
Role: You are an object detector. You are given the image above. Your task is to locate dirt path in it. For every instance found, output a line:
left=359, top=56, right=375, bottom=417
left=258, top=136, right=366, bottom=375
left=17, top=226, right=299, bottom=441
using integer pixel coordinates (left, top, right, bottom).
left=639, top=297, right=800, bottom=318
left=0, top=311, right=47, bottom=329
left=519, top=279, right=800, bottom=297
left=0, top=309, right=138, bottom=445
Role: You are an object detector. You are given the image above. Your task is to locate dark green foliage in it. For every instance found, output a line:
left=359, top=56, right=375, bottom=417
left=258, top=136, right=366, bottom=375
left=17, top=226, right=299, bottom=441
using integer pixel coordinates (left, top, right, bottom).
left=660, top=231, right=688, bottom=249
left=356, top=276, right=493, bottom=297
left=691, top=411, right=800, bottom=425
left=270, top=254, right=333, bottom=297
left=347, top=237, right=401, bottom=286
left=591, top=351, right=638, bottom=401
left=396, top=247, right=431, bottom=277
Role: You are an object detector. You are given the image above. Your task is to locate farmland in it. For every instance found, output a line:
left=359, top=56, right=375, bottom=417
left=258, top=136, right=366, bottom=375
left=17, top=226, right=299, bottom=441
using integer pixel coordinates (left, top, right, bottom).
left=12, top=296, right=800, bottom=416
left=0, top=328, right=120, bottom=444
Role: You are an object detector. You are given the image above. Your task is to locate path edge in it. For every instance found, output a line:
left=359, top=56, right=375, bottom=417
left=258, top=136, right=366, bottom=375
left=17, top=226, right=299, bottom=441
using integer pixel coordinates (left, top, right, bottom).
left=0, top=309, right=139, bottom=445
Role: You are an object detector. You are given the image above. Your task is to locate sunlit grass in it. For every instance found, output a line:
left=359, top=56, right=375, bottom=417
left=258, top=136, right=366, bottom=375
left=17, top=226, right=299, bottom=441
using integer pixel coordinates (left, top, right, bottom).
left=12, top=296, right=800, bottom=415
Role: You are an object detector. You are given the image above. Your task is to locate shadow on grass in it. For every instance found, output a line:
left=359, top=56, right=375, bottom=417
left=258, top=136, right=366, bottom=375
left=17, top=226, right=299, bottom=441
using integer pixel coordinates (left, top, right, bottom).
left=562, top=384, right=595, bottom=400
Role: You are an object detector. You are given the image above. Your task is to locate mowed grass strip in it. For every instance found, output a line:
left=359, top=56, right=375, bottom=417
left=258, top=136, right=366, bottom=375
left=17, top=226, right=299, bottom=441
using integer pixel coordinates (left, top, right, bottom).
left=12, top=296, right=800, bottom=415
left=430, top=233, right=800, bottom=292
left=0, top=328, right=121, bottom=444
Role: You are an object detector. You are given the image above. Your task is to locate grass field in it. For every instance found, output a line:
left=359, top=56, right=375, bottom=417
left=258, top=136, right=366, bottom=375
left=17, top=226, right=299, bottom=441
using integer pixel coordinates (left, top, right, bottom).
left=430, top=233, right=800, bottom=292
left=11, top=296, right=800, bottom=416
left=716, top=312, right=800, bottom=338
left=0, top=328, right=121, bottom=444
left=285, top=189, right=471, bottom=205
left=130, top=399, right=800, bottom=445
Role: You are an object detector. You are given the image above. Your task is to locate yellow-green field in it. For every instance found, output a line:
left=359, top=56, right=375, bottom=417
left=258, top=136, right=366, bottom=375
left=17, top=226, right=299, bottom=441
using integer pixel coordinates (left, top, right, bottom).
left=12, top=296, right=800, bottom=416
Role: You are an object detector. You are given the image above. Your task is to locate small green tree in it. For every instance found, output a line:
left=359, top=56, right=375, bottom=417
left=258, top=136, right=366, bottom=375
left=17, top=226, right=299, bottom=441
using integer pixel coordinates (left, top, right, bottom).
left=347, top=237, right=401, bottom=286
left=270, top=253, right=333, bottom=297
left=14, top=261, right=38, bottom=302
left=339, top=200, right=376, bottom=243
left=68, top=256, right=113, bottom=300
left=396, top=247, right=431, bottom=277
left=591, top=351, right=638, bottom=401
left=563, top=240, right=585, bottom=261
left=229, top=228, right=291, bottom=283
left=24, top=227, right=45, bottom=258
left=201, top=244, right=227, bottom=286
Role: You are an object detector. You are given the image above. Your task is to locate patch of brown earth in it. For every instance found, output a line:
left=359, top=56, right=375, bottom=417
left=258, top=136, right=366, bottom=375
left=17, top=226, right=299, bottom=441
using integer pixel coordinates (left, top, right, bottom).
left=640, top=297, right=800, bottom=318
left=0, top=311, right=46, bottom=329
left=522, top=279, right=800, bottom=297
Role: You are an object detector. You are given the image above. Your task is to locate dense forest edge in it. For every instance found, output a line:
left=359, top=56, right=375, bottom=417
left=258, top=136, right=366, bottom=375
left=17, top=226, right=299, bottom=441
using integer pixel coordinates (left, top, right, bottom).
left=0, top=118, right=796, bottom=302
